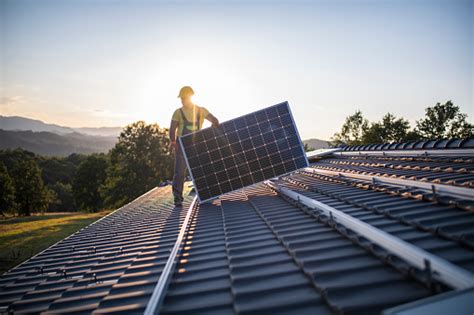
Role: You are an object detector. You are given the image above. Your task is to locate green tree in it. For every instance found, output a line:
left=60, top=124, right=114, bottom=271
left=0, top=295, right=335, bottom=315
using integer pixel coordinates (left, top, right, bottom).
left=9, top=158, right=52, bottom=216
left=72, top=154, right=108, bottom=212
left=38, top=153, right=87, bottom=185
left=0, top=162, right=16, bottom=216
left=303, top=143, right=314, bottom=152
left=101, top=121, right=173, bottom=208
left=331, top=110, right=369, bottom=146
left=0, top=148, right=37, bottom=171
left=415, top=101, right=473, bottom=139
left=38, top=153, right=87, bottom=212
left=362, top=113, right=411, bottom=143
left=49, top=182, right=76, bottom=212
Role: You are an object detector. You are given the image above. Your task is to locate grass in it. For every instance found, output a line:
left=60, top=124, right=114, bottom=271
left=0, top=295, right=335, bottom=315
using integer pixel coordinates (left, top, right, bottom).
left=0, top=211, right=111, bottom=275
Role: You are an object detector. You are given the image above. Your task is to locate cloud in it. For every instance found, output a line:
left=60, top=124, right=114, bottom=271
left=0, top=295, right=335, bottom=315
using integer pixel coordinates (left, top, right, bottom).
left=0, top=95, right=24, bottom=103
left=0, top=96, right=26, bottom=114
left=72, top=106, right=130, bottom=119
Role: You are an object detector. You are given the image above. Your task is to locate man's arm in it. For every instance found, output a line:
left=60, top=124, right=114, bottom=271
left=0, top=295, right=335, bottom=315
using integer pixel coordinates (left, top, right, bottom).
left=169, top=120, right=178, bottom=151
left=206, top=113, right=219, bottom=128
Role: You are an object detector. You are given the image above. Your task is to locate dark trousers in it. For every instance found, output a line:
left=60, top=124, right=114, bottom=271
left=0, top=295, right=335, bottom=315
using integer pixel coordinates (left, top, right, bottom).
left=172, top=146, right=187, bottom=203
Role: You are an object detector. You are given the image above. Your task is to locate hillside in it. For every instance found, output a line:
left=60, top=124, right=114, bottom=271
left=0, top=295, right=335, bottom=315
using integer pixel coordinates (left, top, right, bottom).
left=74, top=126, right=123, bottom=137
left=303, top=138, right=330, bottom=150
left=0, top=129, right=117, bottom=156
left=0, top=115, right=122, bottom=137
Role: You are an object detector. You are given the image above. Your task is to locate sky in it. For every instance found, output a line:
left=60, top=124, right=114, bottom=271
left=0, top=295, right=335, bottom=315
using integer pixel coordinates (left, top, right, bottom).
left=1, top=0, right=473, bottom=140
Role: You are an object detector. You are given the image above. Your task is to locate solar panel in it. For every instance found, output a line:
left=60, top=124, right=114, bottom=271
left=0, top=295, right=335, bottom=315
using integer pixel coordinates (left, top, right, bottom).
left=179, top=101, right=308, bottom=202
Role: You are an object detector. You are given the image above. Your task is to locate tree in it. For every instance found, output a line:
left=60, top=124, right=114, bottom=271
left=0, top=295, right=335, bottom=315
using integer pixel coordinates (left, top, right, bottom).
left=9, top=158, right=52, bottom=216
left=331, top=110, right=369, bottom=146
left=0, top=162, right=16, bottom=216
left=415, top=101, right=473, bottom=139
left=362, top=113, right=411, bottom=143
left=303, top=143, right=314, bottom=152
left=38, top=153, right=87, bottom=185
left=72, top=154, right=108, bottom=212
left=38, top=153, right=87, bottom=212
left=101, top=121, right=173, bottom=208
left=49, top=182, right=76, bottom=212
left=330, top=101, right=473, bottom=147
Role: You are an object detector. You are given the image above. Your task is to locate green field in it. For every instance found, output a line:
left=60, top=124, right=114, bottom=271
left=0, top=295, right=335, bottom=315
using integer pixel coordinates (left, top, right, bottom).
left=0, top=211, right=111, bottom=275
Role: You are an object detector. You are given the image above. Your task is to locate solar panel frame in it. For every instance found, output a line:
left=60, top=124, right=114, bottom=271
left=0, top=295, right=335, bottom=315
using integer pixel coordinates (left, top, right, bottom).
left=178, top=101, right=309, bottom=203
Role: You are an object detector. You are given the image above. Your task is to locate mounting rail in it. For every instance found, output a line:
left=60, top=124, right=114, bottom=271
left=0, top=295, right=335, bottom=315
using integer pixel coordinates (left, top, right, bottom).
left=334, top=148, right=474, bottom=157
left=304, top=167, right=474, bottom=201
left=305, top=148, right=342, bottom=159
left=265, top=180, right=474, bottom=290
left=144, top=196, right=198, bottom=315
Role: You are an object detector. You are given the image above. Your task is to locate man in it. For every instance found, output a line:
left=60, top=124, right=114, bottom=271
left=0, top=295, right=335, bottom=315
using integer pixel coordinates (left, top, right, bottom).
left=169, top=86, right=219, bottom=206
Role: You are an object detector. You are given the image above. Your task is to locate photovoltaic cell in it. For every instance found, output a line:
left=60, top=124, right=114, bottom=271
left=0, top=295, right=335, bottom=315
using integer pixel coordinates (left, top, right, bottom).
left=179, top=101, right=308, bottom=202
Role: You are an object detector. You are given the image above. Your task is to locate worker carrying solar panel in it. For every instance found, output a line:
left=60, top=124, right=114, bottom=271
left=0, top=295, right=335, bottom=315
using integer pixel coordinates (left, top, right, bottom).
left=169, top=86, right=220, bottom=206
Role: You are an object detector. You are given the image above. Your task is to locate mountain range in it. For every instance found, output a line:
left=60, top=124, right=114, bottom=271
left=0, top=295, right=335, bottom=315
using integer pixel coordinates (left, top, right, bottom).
left=0, top=115, right=122, bottom=137
left=0, top=115, right=329, bottom=156
left=0, top=115, right=120, bottom=156
left=0, top=129, right=118, bottom=156
left=303, top=138, right=331, bottom=150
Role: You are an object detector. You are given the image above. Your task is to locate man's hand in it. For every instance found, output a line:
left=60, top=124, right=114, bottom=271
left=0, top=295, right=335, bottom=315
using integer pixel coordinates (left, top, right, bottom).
left=206, top=113, right=220, bottom=128
left=169, top=141, right=176, bottom=152
left=169, top=121, right=178, bottom=152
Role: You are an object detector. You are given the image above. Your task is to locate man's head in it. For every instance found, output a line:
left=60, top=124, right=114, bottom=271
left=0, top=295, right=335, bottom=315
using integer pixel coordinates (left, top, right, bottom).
left=178, top=86, right=194, bottom=107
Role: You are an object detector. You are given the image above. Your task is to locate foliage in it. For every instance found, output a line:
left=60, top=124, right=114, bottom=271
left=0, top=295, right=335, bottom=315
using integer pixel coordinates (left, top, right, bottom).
left=0, top=162, right=16, bottom=216
left=100, top=121, right=173, bottom=208
left=0, top=149, right=55, bottom=215
left=362, top=113, right=411, bottom=143
left=48, top=182, right=76, bottom=212
left=331, top=110, right=369, bottom=146
left=331, top=101, right=473, bottom=146
left=303, top=143, right=314, bottom=152
left=38, top=153, right=87, bottom=186
left=415, top=101, right=473, bottom=139
left=72, top=154, right=108, bottom=212
left=39, top=153, right=87, bottom=212
left=0, top=120, right=174, bottom=214
left=9, top=158, right=53, bottom=216
left=0, top=148, right=37, bottom=171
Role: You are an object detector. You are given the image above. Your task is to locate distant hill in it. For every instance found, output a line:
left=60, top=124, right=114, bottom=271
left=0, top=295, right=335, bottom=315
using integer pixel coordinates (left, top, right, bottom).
left=303, top=138, right=331, bottom=150
left=0, top=129, right=117, bottom=156
left=0, top=115, right=122, bottom=137
left=74, top=126, right=123, bottom=137
left=0, top=115, right=75, bottom=134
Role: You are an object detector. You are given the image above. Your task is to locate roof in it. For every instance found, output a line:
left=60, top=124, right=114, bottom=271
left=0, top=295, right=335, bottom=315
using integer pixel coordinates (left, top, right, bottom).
left=338, top=138, right=474, bottom=151
left=0, top=187, right=194, bottom=314
left=1, top=138, right=473, bottom=314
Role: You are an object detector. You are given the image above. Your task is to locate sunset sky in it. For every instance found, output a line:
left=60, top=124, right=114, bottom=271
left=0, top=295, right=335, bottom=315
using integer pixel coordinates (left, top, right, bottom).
left=1, top=0, right=473, bottom=140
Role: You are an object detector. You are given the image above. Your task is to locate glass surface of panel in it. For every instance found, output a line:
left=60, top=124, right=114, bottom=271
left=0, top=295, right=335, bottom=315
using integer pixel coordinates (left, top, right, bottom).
left=179, top=101, right=308, bottom=202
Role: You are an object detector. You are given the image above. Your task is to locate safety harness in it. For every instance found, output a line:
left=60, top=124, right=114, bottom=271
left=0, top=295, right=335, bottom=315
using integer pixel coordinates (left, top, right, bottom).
left=179, top=106, right=201, bottom=136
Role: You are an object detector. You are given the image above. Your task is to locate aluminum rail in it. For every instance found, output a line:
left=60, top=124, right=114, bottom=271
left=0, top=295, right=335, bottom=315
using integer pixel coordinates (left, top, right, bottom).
left=265, top=180, right=474, bottom=290
left=304, top=167, right=474, bottom=201
left=305, top=148, right=341, bottom=159
left=333, top=148, right=474, bottom=157
left=144, top=196, right=198, bottom=315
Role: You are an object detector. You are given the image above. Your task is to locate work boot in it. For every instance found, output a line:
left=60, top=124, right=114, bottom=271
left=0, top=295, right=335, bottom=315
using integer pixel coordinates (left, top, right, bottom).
left=174, top=198, right=183, bottom=207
